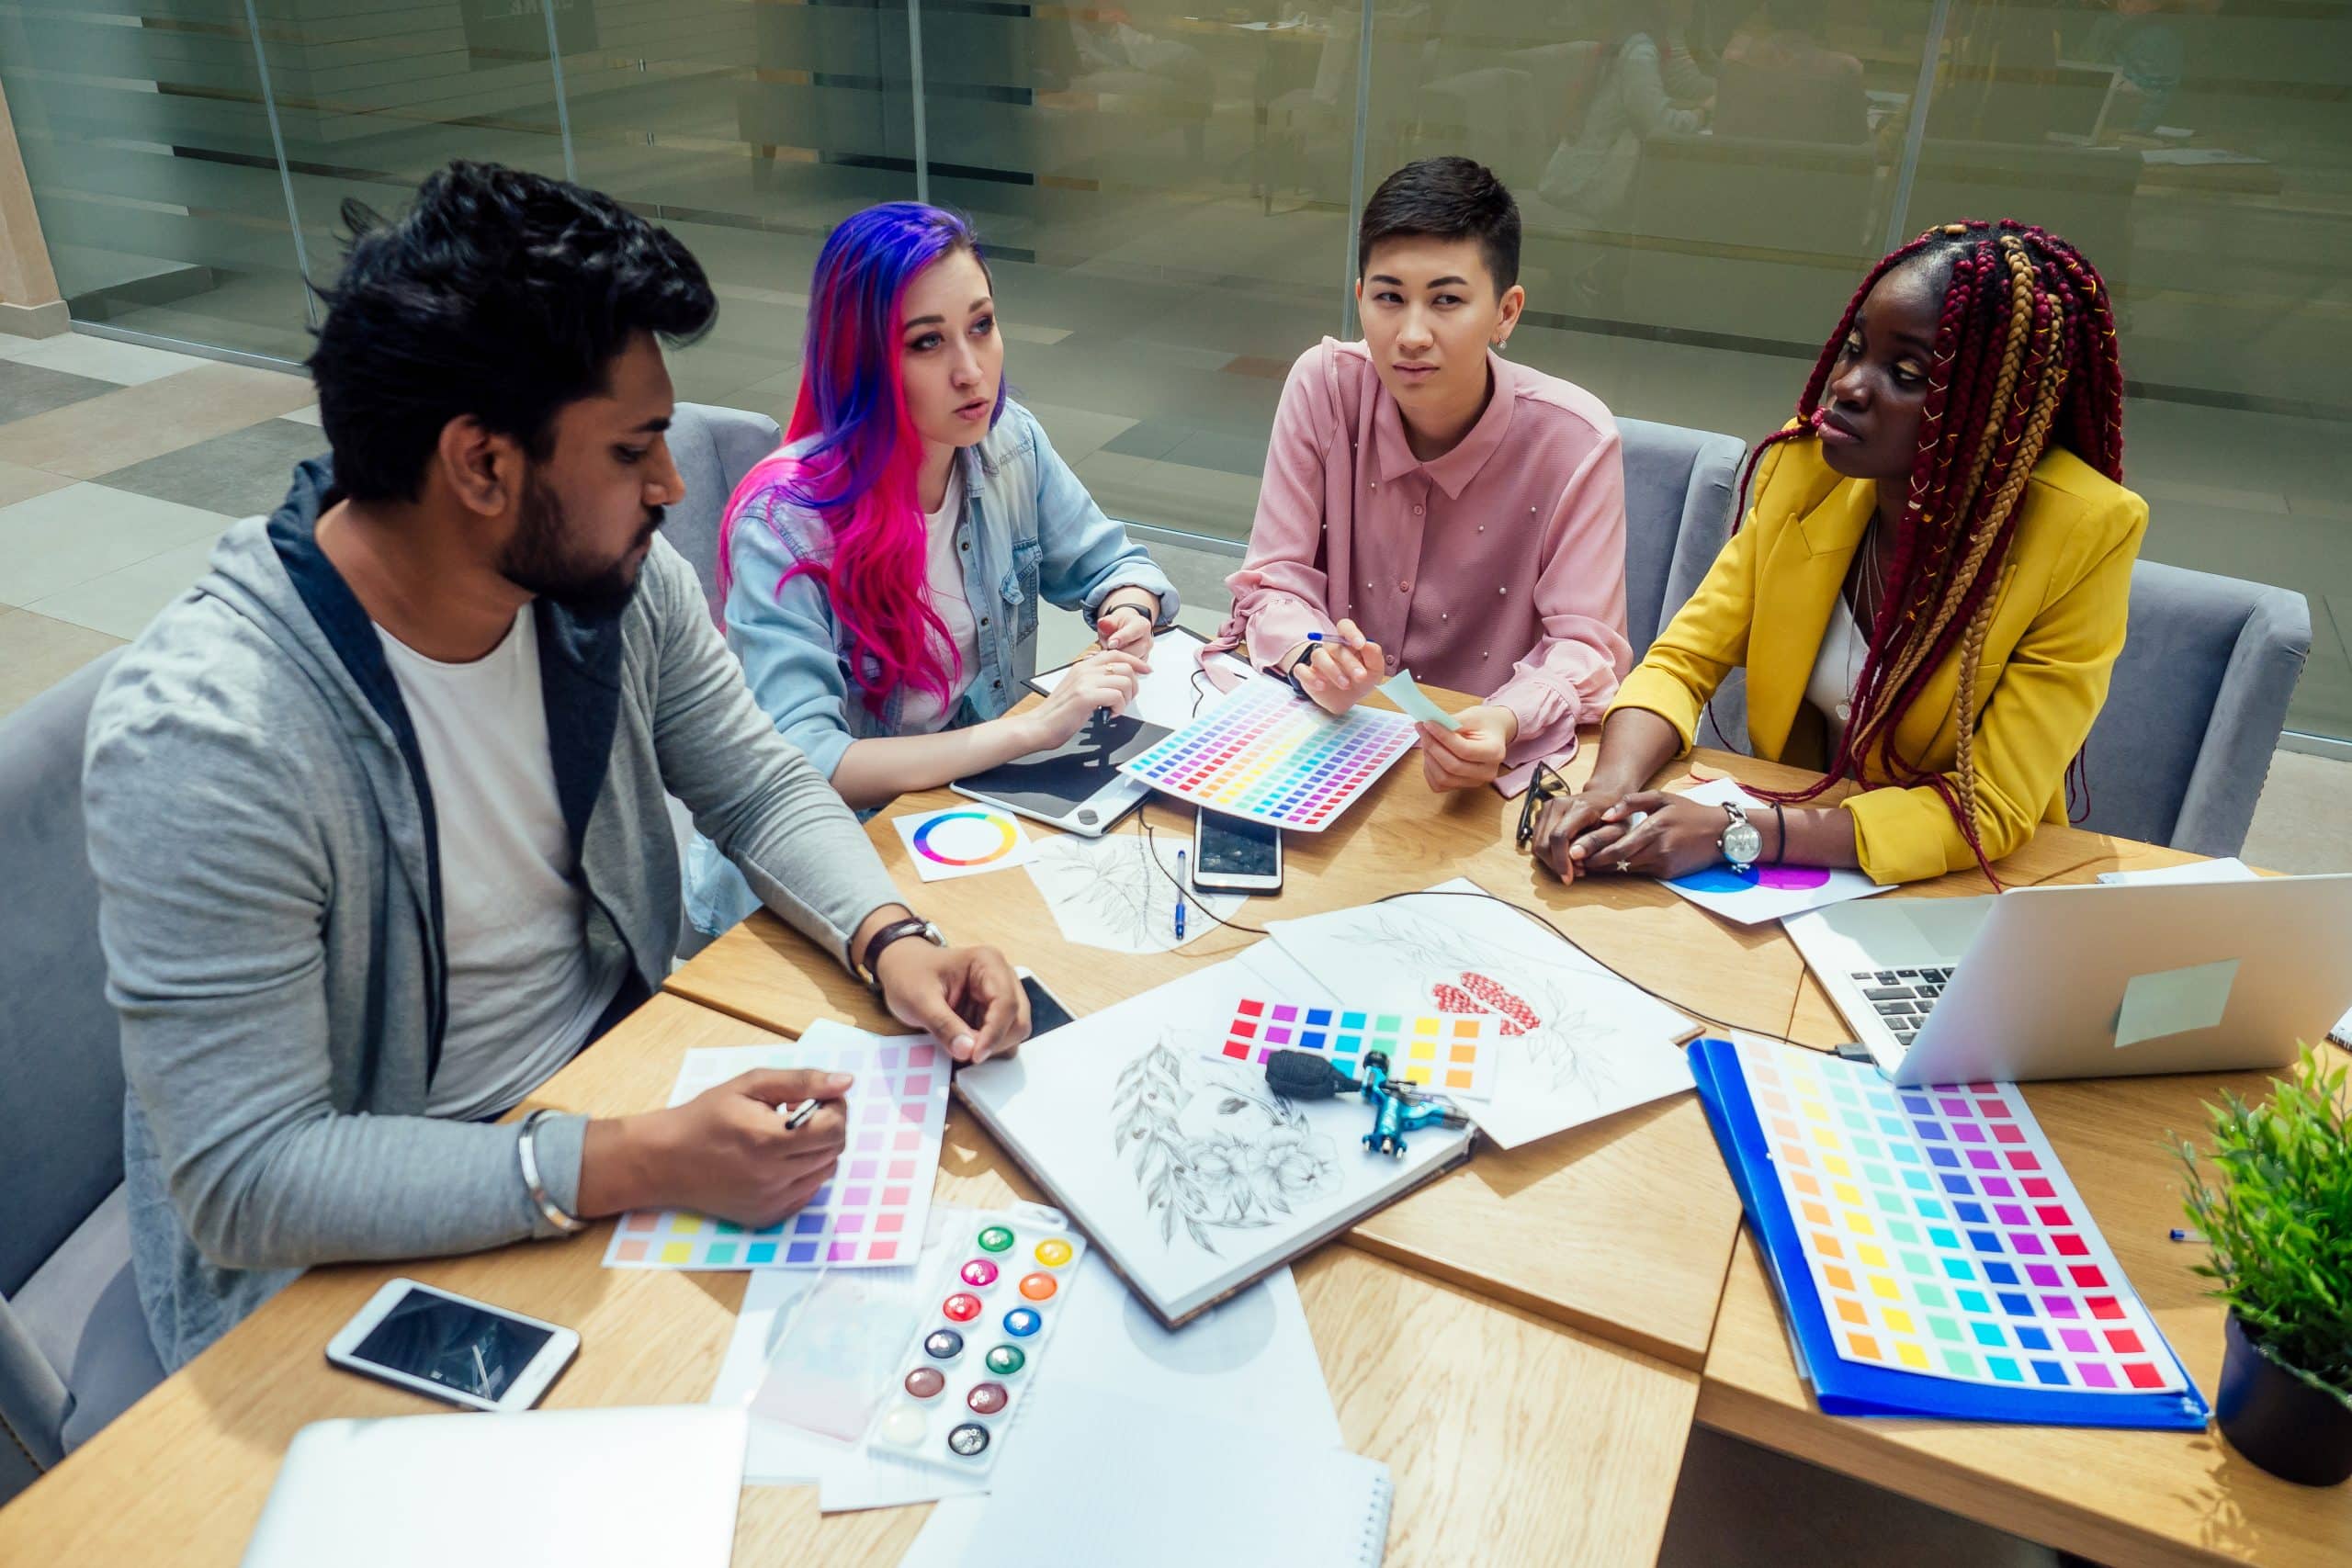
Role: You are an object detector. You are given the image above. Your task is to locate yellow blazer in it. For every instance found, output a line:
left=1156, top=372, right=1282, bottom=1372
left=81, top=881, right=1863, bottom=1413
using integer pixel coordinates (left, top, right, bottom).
left=1610, top=434, right=2147, bottom=884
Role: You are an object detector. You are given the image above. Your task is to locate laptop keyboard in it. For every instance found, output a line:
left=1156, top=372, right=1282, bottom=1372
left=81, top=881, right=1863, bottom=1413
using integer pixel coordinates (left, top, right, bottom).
left=1849, top=968, right=1954, bottom=1052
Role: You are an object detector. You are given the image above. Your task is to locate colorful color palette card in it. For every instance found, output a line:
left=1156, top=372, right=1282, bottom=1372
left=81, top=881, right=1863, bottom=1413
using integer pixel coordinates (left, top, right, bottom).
left=1119, top=675, right=1418, bottom=832
left=1689, top=1034, right=2207, bottom=1427
left=1662, top=778, right=1891, bottom=926
left=892, top=805, right=1035, bottom=883
left=1204, top=997, right=1499, bottom=1099
left=603, top=1023, right=950, bottom=1271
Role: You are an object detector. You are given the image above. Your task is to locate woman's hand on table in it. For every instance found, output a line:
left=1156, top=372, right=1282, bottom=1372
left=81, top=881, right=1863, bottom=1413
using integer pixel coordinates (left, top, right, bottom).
left=1418, top=705, right=1517, bottom=792
left=1544, top=790, right=1726, bottom=881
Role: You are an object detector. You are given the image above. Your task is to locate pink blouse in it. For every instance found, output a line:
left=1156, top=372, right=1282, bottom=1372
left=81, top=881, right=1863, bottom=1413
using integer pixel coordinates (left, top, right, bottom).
left=1216, top=338, right=1632, bottom=795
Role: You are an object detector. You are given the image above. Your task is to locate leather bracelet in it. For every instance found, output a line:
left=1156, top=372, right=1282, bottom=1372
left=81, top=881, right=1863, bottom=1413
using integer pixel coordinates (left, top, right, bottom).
left=517, top=1109, right=586, bottom=1235
left=1771, top=802, right=1787, bottom=865
left=858, top=916, right=944, bottom=992
left=1096, top=599, right=1155, bottom=629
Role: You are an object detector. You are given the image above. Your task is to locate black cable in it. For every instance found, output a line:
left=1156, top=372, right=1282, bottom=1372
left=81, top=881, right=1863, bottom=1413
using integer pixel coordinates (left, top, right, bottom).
left=1136, top=804, right=1272, bottom=937
left=1362, top=887, right=1809, bottom=1046
left=1129, top=801, right=1805, bottom=1043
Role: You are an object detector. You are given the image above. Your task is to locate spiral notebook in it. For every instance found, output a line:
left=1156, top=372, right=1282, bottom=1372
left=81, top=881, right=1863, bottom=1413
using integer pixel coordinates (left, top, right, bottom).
left=948, top=1382, right=1392, bottom=1567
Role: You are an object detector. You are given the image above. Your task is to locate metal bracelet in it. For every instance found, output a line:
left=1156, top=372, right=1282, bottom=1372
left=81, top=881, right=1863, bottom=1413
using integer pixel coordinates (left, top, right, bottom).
left=517, top=1109, right=587, bottom=1235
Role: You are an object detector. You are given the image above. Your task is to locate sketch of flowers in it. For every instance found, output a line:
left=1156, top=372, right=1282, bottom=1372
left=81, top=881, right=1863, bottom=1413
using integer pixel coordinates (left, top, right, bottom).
left=1109, top=1038, right=1340, bottom=1255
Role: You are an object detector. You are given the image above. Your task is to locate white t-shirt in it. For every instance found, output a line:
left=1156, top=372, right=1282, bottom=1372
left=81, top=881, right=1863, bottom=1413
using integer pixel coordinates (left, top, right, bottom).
left=1806, top=594, right=1869, bottom=757
left=900, top=466, right=981, bottom=733
left=377, top=606, right=622, bottom=1122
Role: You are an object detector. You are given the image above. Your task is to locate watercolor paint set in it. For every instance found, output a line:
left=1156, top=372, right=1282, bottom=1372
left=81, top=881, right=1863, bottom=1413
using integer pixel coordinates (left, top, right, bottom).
left=866, top=1204, right=1089, bottom=1473
left=1205, top=997, right=1498, bottom=1098
left=1120, top=676, right=1418, bottom=831
left=1690, top=1035, right=2208, bottom=1427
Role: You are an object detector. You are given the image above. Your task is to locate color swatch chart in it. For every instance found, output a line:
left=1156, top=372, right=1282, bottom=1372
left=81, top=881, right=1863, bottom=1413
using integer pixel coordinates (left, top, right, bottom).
left=1206, top=997, right=1498, bottom=1097
left=1737, top=1037, right=2181, bottom=1393
left=1120, top=676, right=1417, bottom=831
left=603, top=1028, right=949, bottom=1270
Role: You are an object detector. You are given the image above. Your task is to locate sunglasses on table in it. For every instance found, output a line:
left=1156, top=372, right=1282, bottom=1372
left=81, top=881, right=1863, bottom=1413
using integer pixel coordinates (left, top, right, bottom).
left=1514, top=760, right=1573, bottom=852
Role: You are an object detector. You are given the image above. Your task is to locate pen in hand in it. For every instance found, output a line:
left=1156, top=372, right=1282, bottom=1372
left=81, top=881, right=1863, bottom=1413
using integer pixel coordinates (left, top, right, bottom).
left=779, top=1099, right=820, bottom=1131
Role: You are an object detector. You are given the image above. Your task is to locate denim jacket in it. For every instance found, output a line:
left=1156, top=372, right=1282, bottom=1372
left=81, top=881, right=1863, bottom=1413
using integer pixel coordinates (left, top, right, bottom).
left=686, top=400, right=1178, bottom=934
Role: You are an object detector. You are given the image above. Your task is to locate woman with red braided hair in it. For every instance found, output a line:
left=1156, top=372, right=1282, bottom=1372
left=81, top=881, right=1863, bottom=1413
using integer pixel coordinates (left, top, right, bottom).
left=1532, top=220, right=2144, bottom=886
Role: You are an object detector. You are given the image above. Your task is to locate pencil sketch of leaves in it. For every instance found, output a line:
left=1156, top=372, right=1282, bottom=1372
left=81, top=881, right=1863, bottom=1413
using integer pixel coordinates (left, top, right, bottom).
left=1033, top=833, right=1174, bottom=951
left=1109, top=1037, right=1340, bottom=1258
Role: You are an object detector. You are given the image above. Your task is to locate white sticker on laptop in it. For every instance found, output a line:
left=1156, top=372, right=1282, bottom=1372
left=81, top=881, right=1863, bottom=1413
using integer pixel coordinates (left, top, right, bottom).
left=2114, top=957, right=2238, bottom=1049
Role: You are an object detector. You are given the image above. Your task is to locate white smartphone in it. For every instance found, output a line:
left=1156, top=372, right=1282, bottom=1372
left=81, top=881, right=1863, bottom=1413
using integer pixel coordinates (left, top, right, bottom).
left=325, top=1278, right=579, bottom=1413
left=1192, top=807, right=1283, bottom=894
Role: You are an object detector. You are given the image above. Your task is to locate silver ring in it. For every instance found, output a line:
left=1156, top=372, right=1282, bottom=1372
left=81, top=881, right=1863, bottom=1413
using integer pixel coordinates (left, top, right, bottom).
left=1615, top=860, right=1633, bottom=874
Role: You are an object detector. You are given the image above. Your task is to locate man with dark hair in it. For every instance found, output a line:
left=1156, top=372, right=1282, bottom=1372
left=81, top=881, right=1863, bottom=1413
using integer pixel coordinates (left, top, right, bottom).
left=1218, top=154, right=1633, bottom=798
left=83, top=162, right=1027, bottom=1369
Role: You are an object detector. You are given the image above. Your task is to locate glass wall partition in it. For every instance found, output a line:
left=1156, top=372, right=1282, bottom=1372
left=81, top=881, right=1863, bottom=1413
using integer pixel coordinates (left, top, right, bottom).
left=4, top=0, right=2345, bottom=736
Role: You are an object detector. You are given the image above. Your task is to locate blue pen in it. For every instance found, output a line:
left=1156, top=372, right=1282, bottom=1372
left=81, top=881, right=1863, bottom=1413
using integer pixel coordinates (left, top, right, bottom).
left=1173, top=851, right=1189, bottom=941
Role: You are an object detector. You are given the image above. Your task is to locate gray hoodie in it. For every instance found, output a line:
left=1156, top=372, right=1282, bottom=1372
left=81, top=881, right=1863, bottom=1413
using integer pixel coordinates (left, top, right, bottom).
left=83, top=458, right=903, bottom=1370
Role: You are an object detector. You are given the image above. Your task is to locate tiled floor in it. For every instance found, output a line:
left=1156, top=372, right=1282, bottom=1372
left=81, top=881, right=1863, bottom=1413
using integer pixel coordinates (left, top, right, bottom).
left=3, top=326, right=2346, bottom=877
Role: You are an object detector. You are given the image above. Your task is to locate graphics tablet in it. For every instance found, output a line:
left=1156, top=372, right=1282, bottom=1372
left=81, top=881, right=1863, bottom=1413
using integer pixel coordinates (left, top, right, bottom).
left=951, top=710, right=1170, bottom=837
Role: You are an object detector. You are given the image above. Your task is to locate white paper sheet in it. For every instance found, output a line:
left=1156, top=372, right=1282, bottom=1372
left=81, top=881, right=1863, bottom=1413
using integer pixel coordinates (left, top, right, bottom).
left=1046, top=1258, right=1342, bottom=1447
left=1268, top=879, right=1696, bottom=1149
left=891, top=805, right=1036, bottom=882
left=1660, top=777, right=1893, bottom=926
left=1024, top=827, right=1245, bottom=953
left=2095, top=857, right=2256, bottom=886
left=947, top=1385, right=1392, bottom=1568
left=1028, top=625, right=1254, bottom=732
left=706, top=1211, right=986, bottom=1511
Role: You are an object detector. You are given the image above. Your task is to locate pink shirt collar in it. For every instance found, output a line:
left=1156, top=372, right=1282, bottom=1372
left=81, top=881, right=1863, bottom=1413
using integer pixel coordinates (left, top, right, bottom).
left=1372, top=349, right=1521, bottom=500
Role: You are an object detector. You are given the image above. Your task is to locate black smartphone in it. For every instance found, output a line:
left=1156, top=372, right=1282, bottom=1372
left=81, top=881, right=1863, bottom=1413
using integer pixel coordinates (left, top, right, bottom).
left=1192, top=807, right=1283, bottom=894
left=1018, top=968, right=1080, bottom=1038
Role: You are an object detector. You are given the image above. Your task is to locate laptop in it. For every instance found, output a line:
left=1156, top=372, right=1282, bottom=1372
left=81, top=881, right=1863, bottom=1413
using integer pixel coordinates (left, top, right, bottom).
left=1783, top=874, right=2352, bottom=1086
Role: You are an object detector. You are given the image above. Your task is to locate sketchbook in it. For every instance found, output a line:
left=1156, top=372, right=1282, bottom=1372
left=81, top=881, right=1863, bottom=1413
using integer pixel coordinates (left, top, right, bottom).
left=954, top=946, right=1473, bottom=1326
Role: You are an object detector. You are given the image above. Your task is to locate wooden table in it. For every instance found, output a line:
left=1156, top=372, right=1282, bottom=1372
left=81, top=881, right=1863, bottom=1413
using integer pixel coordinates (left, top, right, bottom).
left=666, top=729, right=2189, bottom=1371
left=666, top=696, right=2349, bottom=1565
left=671, top=725, right=1751, bottom=1370
left=10, top=683, right=2344, bottom=1567
left=0, top=996, right=1700, bottom=1568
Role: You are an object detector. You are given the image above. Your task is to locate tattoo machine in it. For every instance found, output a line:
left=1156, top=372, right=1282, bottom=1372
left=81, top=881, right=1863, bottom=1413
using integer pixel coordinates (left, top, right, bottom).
left=1262, top=1047, right=1468, bottom=1158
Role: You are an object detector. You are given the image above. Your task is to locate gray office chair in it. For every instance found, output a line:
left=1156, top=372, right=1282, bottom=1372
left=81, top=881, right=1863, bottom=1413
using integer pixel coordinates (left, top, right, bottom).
left=662, top=401, right=786, bottom=620
left=0, top=648, right=161, bottom=1506
left=1616, top=415, right=1750, bottom=750
left=2079, top=561, right=2310, bottom=856
left=659, top=402, right=787, bottom=959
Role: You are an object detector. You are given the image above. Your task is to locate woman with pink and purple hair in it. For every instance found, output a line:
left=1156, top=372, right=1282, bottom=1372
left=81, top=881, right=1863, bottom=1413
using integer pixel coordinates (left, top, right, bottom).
left=686, top=203, right=1175, bottom=937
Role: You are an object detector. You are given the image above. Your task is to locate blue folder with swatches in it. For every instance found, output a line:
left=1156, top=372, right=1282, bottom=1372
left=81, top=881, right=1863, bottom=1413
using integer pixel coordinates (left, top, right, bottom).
left=1688, top=1036, right=2211, bottom=1429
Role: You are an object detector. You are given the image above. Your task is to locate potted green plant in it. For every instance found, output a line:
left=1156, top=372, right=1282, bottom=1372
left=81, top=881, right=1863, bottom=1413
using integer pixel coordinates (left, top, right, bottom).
left=2176, top=1045, right=2352, bottom=1486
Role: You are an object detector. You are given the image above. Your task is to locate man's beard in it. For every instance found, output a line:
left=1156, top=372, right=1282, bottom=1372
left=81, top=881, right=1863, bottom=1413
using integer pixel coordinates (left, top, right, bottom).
left=496, top=470, right=663, bottom=617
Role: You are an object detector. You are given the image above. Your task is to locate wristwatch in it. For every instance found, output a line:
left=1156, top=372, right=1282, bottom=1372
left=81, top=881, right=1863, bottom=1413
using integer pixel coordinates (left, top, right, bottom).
left=1718, top=802, right=1764, bottom=874
left=857, top=916, right=946, bottom=994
